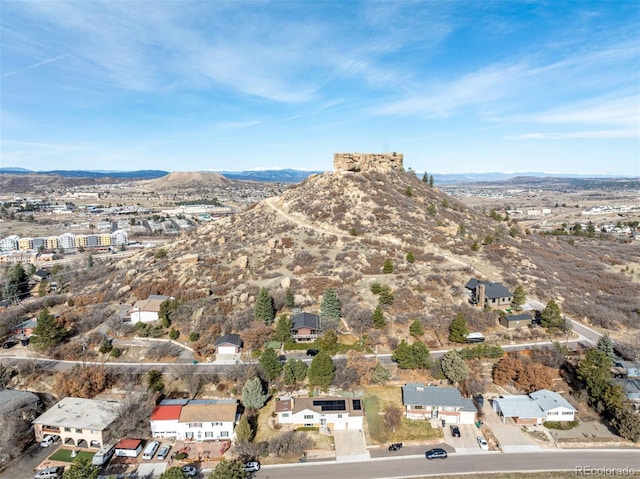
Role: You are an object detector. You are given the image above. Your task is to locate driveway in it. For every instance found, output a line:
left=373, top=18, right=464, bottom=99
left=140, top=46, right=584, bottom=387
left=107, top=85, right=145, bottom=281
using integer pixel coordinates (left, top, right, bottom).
left=481, top=400, right=543, bottom=452
left=333, top=430, right=370, bottom=462
left=445, top=423, right=485, bottom=453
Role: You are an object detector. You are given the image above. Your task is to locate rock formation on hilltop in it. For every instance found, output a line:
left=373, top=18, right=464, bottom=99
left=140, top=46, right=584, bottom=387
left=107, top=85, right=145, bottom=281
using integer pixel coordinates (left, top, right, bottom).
left=334, top=152, right=404, bottom=172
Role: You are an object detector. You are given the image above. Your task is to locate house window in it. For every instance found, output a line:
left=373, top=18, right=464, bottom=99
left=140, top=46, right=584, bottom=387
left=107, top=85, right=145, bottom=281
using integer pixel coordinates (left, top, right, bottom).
left=304, top=423, right=313, bottom=427
left=211, top=422, right=222, bottom=426
left=204, top=432, right=214, bottom=438
left=337, top=414, right=342, bottom=419
left=413, top=405, right=423, bottom=410
left=221, top=431, right=229, bottom=438
left=75, top=428, right=83, bottom=434
left=188, top=422, right=203, bottom=428
left=304, top=415, right=314, bottom=420
left=562, top=411, right=573, bottom=415
left=547, top=411, right=558, bottom=416
left=64, top=427, right=71, bottom=432
left=282, top=413, right=289, bottom=417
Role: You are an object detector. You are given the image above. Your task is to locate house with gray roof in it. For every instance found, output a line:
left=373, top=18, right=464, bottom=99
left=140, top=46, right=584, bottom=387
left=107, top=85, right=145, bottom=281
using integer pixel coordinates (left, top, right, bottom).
left=291, top=312, right=321, bottom=342
left=401, top=383, right=476, bottom=424
left=492, top=389, right=576, bottom=425
left=465, top=278, right=513, bottom=310
left=33, top=397, right=120, bottom=448
left=214, top=333, right=243, bottom=355
left=499, top=313, right=533, bottom=329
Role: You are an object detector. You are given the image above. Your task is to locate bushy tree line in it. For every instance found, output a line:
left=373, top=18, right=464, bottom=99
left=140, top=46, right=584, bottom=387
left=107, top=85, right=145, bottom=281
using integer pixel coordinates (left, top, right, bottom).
left=392, top=340, right=431, bottom=369
left=576, top=349, right=640, bottom=442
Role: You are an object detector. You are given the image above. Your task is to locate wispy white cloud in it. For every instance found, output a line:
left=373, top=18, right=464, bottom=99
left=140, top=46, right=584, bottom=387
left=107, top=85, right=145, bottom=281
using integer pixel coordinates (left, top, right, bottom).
left=215, top=120, right=262, bottom=129
left=525, top=96, right=638, bottom=127
left=504, top=129, right=639, bottom=140
left=3, top=53, right=70, bottom=77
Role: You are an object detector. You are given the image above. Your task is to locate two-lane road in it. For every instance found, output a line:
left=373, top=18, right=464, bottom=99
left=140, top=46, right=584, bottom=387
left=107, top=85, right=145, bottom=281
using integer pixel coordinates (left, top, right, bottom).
left=253, top=450, right=639, bottom=479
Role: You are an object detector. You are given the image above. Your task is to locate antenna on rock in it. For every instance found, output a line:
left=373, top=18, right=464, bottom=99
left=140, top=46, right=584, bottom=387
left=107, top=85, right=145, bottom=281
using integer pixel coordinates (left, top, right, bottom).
left=383, top=141, right=389, bottom=153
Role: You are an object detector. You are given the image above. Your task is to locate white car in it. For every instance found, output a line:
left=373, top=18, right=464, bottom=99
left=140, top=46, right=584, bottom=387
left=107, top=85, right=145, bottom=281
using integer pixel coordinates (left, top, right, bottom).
left=477, top=436, right=489, bottom=450
left=182, top=466, right=198, bottom=477
left=243, top=461, right=261, bottom=472
left=40, top=435, right=57, bottom=448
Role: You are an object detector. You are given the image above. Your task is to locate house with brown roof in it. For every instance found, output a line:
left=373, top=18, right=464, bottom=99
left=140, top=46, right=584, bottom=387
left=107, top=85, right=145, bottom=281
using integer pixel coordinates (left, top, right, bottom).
left=275, top=396, right=364, bottom=431
left=149, top=399, right=238, bottom=441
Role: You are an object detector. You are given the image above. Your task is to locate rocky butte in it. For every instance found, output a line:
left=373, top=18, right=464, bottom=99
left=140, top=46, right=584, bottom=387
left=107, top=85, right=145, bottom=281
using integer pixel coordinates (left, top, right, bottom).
left=333, top=152, right=404, bottom=172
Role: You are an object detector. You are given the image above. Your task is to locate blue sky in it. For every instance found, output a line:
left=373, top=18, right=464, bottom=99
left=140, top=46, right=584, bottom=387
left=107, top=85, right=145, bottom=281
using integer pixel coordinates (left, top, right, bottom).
left=1, top=1, right=639, bottom=175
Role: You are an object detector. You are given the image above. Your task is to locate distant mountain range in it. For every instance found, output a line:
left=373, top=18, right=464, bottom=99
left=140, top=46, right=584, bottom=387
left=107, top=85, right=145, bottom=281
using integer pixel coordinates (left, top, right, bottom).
left=0, top=167, right=635, bottom=184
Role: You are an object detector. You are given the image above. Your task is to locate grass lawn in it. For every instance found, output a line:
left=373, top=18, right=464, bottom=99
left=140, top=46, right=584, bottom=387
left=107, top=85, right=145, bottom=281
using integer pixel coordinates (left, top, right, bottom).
left=364, top=385, right=442, bottom=444
left=49, top=448, right=94, bottom=463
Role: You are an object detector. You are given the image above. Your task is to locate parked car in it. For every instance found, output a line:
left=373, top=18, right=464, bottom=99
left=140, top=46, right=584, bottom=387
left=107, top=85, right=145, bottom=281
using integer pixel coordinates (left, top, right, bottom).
left=450, top=425, right=461, bottom=437
left=34, top=467, right=63, bottom=479
left=2, top=340, right=17, bottom=349
left=388, top=442, right=403, bottom=451
left=40, top=435, right=58, bottom=448
left=426, top=448, right=448, bottom=459
left=243, top=461, right=261, bottom=472
left=277, top=355, right=287, bottom=363
left=182, top=466, right=198, bottom=477
left=306, top=349, right=319, bottom=356
left=477, top=436, right=489, bottom=450
left=157, top=445, right=171, bottom=460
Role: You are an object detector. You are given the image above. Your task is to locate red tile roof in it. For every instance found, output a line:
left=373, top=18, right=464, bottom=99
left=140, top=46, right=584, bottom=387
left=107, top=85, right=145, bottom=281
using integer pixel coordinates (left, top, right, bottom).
left=115, top=438, right=142, bottom=450
left=151, top=405, right=182, bottom=421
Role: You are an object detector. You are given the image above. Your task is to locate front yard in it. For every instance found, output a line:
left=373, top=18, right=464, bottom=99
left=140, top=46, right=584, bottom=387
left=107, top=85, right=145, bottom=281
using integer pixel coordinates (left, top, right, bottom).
left=363, top=385, right=442, bottom=444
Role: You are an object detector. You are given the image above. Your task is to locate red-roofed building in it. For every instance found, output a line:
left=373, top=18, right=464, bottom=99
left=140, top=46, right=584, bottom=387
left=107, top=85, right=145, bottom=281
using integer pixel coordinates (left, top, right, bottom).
left=150, top=404, right=182, bottom=438
left=114, top=438, right=143, bottom=457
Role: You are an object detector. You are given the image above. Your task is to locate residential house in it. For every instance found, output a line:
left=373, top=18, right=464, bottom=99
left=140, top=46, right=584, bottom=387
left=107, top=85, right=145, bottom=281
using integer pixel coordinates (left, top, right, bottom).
left=401, top=383, right=476, bottom=425
left=114, top=438, right=143, bottom=457
left=128, top=295, right=173, bottom=324
left=33, top=397, right=120, bottom=448
left=499, top=313, right=533, bottom=329
left=149, top=399, right=237, bottom=441
left=614, top=360, right=640, bottom=378
left=291, top=312, right=321, bottom=342
left=31, top=269, right=51, bottom=283
left=492, top=389, right=576, bottom=425
left=214, top=334, right=243, bottom=355
left=615, top=378, right=640, bottom=403
left=465, top=278, right=513, bottom=310
left=12, top=317, right=37, bottom=345
left=275, top=396, right=364, bottom=431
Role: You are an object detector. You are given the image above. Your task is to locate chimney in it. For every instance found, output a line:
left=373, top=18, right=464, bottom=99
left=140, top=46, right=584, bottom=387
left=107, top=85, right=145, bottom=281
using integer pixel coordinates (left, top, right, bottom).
left=478, top=284, right=485, bottom=309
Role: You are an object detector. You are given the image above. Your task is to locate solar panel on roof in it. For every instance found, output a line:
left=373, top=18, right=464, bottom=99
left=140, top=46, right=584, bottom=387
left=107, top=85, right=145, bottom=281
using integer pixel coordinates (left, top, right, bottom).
left=352, top=399, right=362, bottom=410
left=312, top=400, right=346, bottom=411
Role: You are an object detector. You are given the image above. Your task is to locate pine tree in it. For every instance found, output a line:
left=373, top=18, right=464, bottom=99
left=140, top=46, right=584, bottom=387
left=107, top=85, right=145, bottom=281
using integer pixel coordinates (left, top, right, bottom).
left=31, top=308, right=65, bottom=351
left=406, top=251, right=415, bottom=263
left=274, top=315, right=293, bottom=343
left=383, top=258, right=393, bottom=274
left=410, top=341, right=431, bottom=369
left=285, top=288, right=295, bottom=309
left=308, top=351, right=335, bottom=389
left=392, top=340, right=414, bottom=369
left=378, top=285, right=394, bottom=305
left=409, top=319, right=424, bottom=337
left=259, top=347, right=282, bottom=382
left=320, top=287, right=341, bottom=319
left=242, top=377, right=268, bottom=410
left=372, top=306, right=386, bottom=328
left=284, top=358, right=308, bottom=385
left=254, top=287, right=275, bottom=324
left=448, top=312, right=470, bottom=343
left=422, top=171, right=428, bottom=183
left=159, top=467, right=191, bottom=479
left=440, top=350, right=469, bottom=384
left=209, top=460, right=247, bottom=479
left=429, top=175, right=434, bottom=187
left=234, top=415, right=255, bottom=442
left=596, top=334, right=615, bottom=359
left=541, top=299, right=563, bottom=330
left=62, top=456, right=98, bottom=479
left=511, top=285, right=526, bottom=311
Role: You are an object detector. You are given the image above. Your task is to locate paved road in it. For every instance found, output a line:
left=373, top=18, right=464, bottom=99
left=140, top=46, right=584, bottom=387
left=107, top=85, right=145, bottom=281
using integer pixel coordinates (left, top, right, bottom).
left=0, top=440, right=51, bottom=479
left=252, top=450, right=639, bottom=479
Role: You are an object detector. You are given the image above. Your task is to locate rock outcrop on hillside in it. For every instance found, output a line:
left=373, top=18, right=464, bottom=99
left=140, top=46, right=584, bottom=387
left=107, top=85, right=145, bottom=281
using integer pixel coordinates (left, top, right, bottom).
left=334, top=152, right=404, bottom=172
